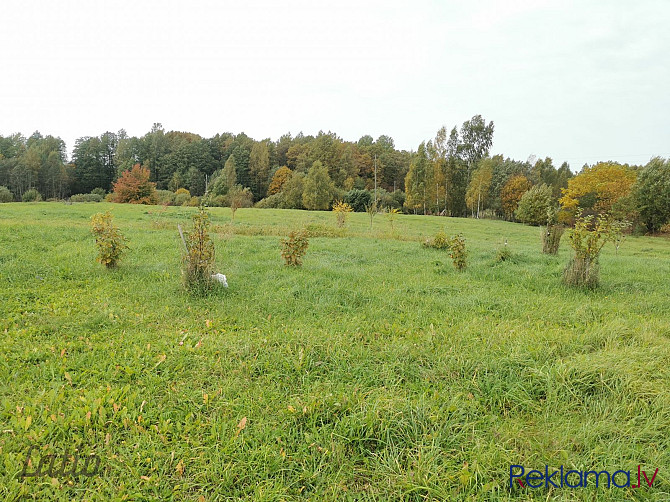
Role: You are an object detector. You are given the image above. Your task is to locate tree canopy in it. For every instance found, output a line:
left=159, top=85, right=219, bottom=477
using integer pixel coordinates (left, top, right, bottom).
left=3, top=120, right=669, bottom=235
left=559, top=162, right=637, bottom=215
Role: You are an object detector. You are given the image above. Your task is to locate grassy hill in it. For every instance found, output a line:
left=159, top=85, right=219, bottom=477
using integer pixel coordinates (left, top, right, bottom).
left=1, top=202, right=669, bottom=501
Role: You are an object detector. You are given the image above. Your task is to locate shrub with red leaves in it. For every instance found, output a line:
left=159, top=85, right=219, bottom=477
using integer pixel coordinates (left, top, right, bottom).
left=111, top=164, right=158, bottom=204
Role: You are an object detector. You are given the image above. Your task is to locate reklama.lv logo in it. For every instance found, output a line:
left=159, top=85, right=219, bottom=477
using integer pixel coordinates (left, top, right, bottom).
left=510, top=465, right=659, bottom=489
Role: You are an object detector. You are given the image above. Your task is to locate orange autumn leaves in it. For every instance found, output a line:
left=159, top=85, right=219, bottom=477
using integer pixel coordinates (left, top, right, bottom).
left=111, top=163, right=158, bottom=204
left=501, top=175, right=532, bottom=217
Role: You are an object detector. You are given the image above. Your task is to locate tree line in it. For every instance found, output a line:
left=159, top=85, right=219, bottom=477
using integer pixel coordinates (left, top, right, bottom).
left=0, top=124, right=409, bottom=201
left=1, top=117, right=668, bottom=232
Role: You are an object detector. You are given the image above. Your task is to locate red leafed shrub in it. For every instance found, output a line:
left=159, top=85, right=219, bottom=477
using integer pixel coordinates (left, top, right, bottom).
left=111, top=164, right=158, bottom=204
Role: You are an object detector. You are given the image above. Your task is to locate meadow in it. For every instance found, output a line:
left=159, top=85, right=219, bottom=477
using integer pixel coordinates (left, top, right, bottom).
left=1, top=202, right=669, bottom=501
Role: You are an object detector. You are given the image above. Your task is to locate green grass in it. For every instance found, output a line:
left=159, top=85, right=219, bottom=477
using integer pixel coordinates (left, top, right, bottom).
left=1, top=202, right=669, bottom=501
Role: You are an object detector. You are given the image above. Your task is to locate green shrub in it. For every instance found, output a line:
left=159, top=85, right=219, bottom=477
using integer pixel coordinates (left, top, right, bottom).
left=71, top=193, right=103, bottom=202
left=424, top=231, right=466, bottom=269
left=281, top=230, right=309, bottom=266
left=495, top=241, right=512, bottom=262
left=255, top=193, right=285, bottom=209
left=91, top=188, right=107, bottom=197
left=562, top=214, right=616, bottom=288
left=449, top=234, right=467, bottom=270
left=187, top=196, right=201, bottom=207
left=0, top=186, right=14, bottom=202
left=182, top=207, right=216, bottom=293
left=90, top=211, right=128, bottom=268
left=204, top=194, right=227, bottom=207
left=228, top=185, right=254, bottom=221
left=175, top=193, right=191, bottom=206
left=22, top=189, right=42, bottom=202
left=344, top=189, right=372, bottom=212
left=156, top=190, right=176, bottom=205
left=423, top=231, right=450, bottom=250
left=376, top=189, right=405, bottom=210
left=365, top=200, right=379, bottom=230
left=515, top=184, right=554, bottom=225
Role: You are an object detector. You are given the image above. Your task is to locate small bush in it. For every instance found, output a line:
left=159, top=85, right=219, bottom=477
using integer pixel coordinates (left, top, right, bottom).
left=376, top=189, right=405, bottom=210
left=0, top=186, right=14, bottom=202
left=541, top=224, right=564, bottom=254
left=255, top=193, right=285, bottom=209
left=187, top=196, right=200, bottom=207
left=156, top=190, right=176, bottom=205
left=182, top=207, right=216, bottom=293
left=175, top=193, right=191, bottom=206
left=343, top=189, right=372, bottom=212
left=332, top=201, right=353, bottom=228
left=71, top=193, right=103, bottom=202
left=91, top=188, right=107, bottom=197
left=91, top=211, right=127, bottom=268
left=22, top=189, right=42, bottom=202
left=562, top=214, right=616, bottom=288
left=449, top=234, right=467, bottom=270
left=212, top=195, right=227, bottom=207
left=386, top=207, right=401, bottom=231
left=203, top=194, right=227, bottom=207
left=423, top=231, right=451, bottom=250
left=175, top=188, right=191, bottom=196
left=365, top=200, right=379, bottom=230
left=281, top=230, right=309, bottom=266
left=495, top=241, right=512, bottom=262
left=228, top=185, right=254, bottom=221
left=610, top=219, right=631, bottom=254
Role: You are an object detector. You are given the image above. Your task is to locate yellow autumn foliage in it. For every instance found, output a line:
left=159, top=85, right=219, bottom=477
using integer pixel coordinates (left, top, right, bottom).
left=559, top=162, right=636, bottom=214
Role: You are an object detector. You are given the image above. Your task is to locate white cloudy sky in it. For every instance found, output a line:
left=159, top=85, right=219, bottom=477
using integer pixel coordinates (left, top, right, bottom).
left=1, top=0, right=669, bottom=169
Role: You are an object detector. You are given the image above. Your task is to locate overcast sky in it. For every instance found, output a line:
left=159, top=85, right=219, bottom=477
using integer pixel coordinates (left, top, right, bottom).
left=2, top=0, right=669, bottom=169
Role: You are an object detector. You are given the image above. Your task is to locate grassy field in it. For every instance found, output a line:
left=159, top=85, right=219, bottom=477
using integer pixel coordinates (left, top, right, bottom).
left=1, top=202, right=669, bottom=501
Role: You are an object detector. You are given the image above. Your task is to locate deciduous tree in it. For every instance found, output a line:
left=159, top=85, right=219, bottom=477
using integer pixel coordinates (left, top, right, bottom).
left=635, top=157, right=670, bottom=232
left=460, top=115, right=494, bottom=181
left=111, top=164, right=158, bottom=204
left=268, top=166, right=292, bottom=195
left=466, top=160, right=493, bottom=218
left=516, top=183, right=554, bottom=225
left=404, top=142, right=431, bottom=213
left=227, top=185, right=253, bottom=221
left=302, top=161, right=334, bottom=210
left=249, top=141, right=270, bottom=200
left=559, top=162, right=636, bottom=216
left=501, top=175, right=532, bottom=218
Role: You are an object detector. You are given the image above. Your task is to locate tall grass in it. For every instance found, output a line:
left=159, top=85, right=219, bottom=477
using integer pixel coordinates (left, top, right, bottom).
left=0, top=202, right=669, bottom=500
